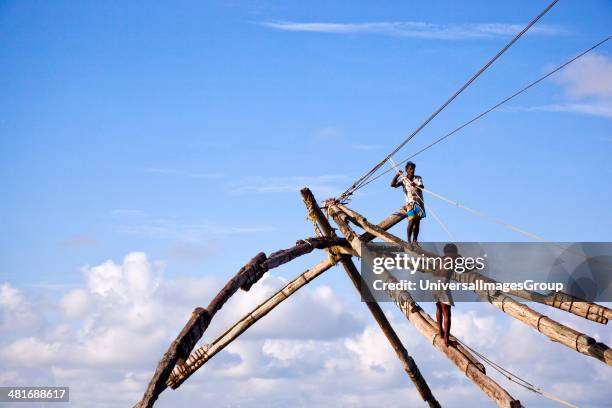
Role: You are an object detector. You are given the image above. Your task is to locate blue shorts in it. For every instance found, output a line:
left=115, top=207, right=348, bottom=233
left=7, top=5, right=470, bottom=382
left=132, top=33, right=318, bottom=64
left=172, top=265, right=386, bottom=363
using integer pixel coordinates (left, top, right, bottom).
left=406, top=203, right=426, bottom=221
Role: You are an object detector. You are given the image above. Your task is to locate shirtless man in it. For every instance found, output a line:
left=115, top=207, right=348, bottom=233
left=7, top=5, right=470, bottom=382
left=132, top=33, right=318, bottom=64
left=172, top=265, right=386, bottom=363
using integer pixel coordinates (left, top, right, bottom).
left=433, top=243, right=458, bottom=347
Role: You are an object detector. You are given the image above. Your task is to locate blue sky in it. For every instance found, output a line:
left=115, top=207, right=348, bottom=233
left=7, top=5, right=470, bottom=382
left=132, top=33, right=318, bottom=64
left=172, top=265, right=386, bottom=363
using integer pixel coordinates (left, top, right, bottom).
left=0, top=1, right=611, bottom=407
left=1, top=0, right=611, bottom=286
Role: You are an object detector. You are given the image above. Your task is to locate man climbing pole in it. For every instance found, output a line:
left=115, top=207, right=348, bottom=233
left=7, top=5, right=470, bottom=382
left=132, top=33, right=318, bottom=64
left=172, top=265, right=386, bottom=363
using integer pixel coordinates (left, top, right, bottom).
left=390, top=161, right=426, bottom=245
left=433, top=243, right=457, bottom=347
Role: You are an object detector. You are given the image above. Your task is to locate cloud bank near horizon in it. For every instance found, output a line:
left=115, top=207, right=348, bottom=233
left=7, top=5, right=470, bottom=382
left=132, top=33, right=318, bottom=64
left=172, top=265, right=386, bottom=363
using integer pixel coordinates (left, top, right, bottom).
left=1, top=252, right=611, bottom=407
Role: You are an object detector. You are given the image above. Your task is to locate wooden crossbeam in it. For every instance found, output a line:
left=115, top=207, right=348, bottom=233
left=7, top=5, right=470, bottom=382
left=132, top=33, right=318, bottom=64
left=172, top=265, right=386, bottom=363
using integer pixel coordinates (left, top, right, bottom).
left=336, top=202, right=612, bottom=366
left=506, top=289, right=611, bottom=324
left=337, top=204, right=611, bottom=325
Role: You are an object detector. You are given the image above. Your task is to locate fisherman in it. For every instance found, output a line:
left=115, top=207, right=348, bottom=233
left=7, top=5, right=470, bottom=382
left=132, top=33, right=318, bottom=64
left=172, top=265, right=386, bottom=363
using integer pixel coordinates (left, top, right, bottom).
left=390, top=161, right=426, bottom=245
left=433, top=243, right=458, bottom=347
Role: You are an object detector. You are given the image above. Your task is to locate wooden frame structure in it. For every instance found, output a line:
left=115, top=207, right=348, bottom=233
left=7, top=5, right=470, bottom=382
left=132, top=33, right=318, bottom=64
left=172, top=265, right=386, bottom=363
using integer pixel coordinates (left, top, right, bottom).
left=134, top=188, right=612, bottom=408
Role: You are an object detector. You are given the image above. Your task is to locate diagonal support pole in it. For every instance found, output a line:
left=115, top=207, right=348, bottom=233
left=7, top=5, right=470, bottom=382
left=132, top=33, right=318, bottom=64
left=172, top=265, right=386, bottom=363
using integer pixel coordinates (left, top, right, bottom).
left=301, top=188, right=440, bottom=407
left=327, top=201, right=522, bottom=408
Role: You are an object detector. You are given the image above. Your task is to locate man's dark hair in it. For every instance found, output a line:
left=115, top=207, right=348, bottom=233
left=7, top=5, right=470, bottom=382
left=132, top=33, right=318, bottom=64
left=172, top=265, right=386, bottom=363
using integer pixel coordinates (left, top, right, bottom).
left=443, top=243, right=458, bottom=255
left=405, top=161, right=416, bottom=170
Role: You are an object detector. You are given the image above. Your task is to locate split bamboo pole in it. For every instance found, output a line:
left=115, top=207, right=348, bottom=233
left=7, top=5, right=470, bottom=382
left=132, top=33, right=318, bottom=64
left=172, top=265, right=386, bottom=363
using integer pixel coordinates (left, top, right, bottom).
left=165, top=205, right=409, bottom=390
left=301, top=188, right=440, bottom=407
left=327, top=203, right=522, bottom=408
left=335, top=203, right=612, bottom=366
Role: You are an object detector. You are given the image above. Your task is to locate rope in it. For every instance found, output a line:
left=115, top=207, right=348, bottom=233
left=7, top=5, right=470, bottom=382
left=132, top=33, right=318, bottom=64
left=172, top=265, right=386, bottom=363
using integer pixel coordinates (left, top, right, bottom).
left=454, top=337, right=578, bottom=407
left=338, top=0, right=560, bottom=202
left=424, top=202, right=456, bottom=242
left=354, top=35, right=611, bottom=191
left=416, top=184, right=612, bottom=271
left=389, top=154, right=547, bottom=242
left=420, top=186, right=549, bottom=242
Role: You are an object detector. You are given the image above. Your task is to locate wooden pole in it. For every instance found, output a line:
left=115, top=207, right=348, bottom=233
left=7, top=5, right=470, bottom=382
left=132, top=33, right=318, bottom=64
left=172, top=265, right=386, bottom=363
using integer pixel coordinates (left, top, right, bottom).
left=167, top=258, right=332, bottom=388
left=505, top=290, right=610, bottom=324
left=452, top=270, right=612, bottom=365
left=165, top=205, right=410, bottom=390
left=301, top=188, right=440, bottom=408
left=136, top=236, right=347, bottom=408
left=328, top=204, right=484, bottom=369
left=336, top=203, right=611, bottom=324
left=327, top=203, right=522, bottom=408
left=336, top=202, right=612, bottom=366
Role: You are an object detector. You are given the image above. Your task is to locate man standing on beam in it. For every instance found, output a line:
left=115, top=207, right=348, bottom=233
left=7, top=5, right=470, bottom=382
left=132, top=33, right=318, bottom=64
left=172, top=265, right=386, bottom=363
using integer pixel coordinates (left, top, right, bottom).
left=390, top=161, right=426, bottom=246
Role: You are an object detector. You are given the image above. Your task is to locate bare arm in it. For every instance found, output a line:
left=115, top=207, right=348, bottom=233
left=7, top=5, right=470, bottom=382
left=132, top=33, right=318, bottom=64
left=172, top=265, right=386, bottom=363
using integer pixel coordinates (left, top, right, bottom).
left=390, top=172, right=402, bottom=188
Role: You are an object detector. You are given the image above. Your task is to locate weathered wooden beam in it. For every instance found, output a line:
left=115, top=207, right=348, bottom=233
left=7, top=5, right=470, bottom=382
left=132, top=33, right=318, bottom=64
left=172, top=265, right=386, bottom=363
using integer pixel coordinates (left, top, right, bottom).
left=301, top=188, right=440, bottom=408
left=336, top=202, right=612, bottom=366
left=166, top=258, right=332, bottom=389
left=507, top=290, right=610, bottom=324
left=453, top=270, right=612, bottom=366
left=336, top=203, right=611, bottom=325
left=327, top=203, right=522, bottom=408
left=135, top=236, right=347, bottom=408
left=164, top=204, right=409, bottom=390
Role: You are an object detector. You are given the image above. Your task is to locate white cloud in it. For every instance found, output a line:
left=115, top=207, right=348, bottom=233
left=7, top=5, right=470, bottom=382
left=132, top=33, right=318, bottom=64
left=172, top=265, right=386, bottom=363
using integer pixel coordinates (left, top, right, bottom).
left=555, top=53, right=612, bottom=100
left=228, top=174, right=348, bottom=196
left=1, top=336, right=62, bottom=367
left=0, top=283, right=43, bottom=332
left=260, top=21, right=565, bottom=40
left=508, top=53, right=612, bottom=119
left=0, top=282, right=25, bottom=309
left=505, top=102, right=612, bottom=118
left=1, top=255, right=611, bottom=407
left=60, top=289, right=90, bottom=319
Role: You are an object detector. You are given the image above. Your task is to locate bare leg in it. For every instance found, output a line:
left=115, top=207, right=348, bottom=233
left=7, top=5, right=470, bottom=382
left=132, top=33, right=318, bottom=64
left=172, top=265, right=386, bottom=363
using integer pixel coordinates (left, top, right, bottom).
left=435, top=302, right=444, bottom=339
left=407, top=219, right=415, bottom=243
left=413, top=218, right=421, bottom=244
left=443, top=304, right=451, bottom=347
